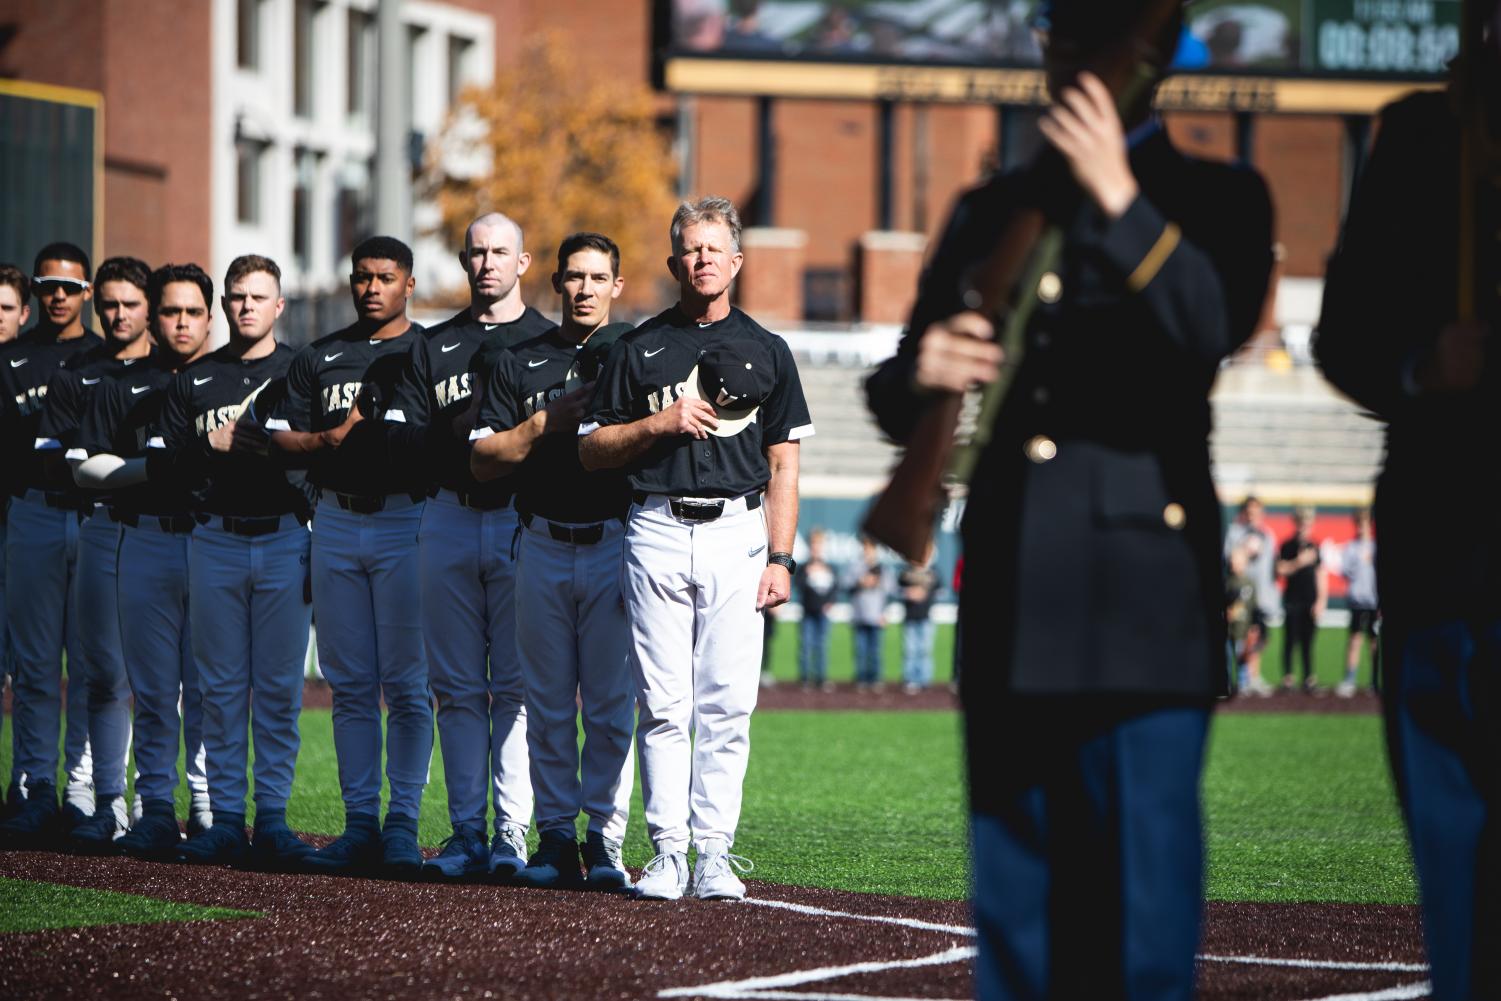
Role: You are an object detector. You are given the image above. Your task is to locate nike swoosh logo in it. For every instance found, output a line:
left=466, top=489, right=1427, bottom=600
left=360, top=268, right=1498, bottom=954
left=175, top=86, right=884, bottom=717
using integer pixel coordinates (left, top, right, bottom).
left=193, top=376, right=213, bottom=386
left=9, top=358, right=27, bottom=367
left=748, top=544, right=766, bottom=557
left=131, top=385, right=150, bottom=395
left=441, top=342, right=460, bottom=353
left=81, top=377, right=100, bottom=385
left=528, top=359, right=548, bottom=368
left=644, top=347, right=665, bottom=358
left=324, top=352, right=343, bottom=362
left=484, top=323, right=499, bottom=331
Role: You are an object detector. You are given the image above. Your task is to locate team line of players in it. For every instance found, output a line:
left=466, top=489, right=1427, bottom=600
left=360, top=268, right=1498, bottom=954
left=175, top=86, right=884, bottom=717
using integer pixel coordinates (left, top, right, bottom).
left=0, top=196, right=814, bottom=901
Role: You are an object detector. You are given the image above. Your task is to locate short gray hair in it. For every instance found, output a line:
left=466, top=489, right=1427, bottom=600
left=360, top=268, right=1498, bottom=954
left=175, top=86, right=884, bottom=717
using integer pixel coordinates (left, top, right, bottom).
left=670, top=196, right=742, bottom=253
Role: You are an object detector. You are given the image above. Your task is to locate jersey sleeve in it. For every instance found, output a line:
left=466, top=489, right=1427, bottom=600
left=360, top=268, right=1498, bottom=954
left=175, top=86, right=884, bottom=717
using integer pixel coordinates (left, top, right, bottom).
left=579, top=338, right=635, bottom=435
left=758, top=337, right=814, bottom=446
left=75, top=379, right=127, bottom=459
left=35, top=369, right=81, bottom=452
left=474, top=353, right=527, bottom=436
left=266, top=347, right=315, bottom=432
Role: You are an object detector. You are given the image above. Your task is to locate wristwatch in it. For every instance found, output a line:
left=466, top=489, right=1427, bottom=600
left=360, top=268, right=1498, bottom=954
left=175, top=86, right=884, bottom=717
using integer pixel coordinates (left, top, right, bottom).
left=767, top=552, right=797, bottom=575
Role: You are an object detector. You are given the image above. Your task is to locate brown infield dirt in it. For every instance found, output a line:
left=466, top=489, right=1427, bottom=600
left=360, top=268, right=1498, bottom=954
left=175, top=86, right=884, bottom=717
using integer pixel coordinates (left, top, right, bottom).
left=0, top=850, right=1424, bottom=1001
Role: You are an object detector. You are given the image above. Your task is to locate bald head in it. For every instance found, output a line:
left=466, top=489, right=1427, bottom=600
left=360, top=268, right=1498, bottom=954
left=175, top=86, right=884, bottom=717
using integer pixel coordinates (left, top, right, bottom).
left=465, top=212, right=524, bottom=254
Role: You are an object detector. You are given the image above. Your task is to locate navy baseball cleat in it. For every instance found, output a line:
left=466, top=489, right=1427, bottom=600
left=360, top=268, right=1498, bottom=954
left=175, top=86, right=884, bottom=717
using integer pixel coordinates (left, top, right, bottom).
left=69, top=796, right=127, bottom=855
left=422, top=827, right=488, bottom=882
left=380, top=813, right=423, bottom=880
left=0, top=781, right=59, bottom=850
left=303, top=813, right=381, bottom=876
left=58, top=801, right=90, bottom=838
left=514, top=829, right=585, bottom=889
left=582, top=830, right=632, bottom=892
left=177, top=817, right=249, bottom=866
left=116, top=802, right=183, bottom=861
left=488, top=823, right=529, bottom=882
left=247, top=825, right=314, bottom=872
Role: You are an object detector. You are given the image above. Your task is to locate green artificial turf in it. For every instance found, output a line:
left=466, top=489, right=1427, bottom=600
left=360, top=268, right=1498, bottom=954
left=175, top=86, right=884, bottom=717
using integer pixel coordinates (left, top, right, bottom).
left=0, top=626, right=1411, bottom=904
left=0, top=877, right=255, bottom=933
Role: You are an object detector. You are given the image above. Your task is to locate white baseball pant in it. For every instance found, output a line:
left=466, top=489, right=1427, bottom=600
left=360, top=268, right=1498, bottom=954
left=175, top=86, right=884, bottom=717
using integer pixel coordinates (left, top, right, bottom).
left=5, top=492, right=94, bottom=811
left=309, top=500, right=432, bottom=821
left=189, top=517, right=313, bottom=819
left=116, top=520, right=209, bottom=818
left=516, top=515, right=634, bottom=842
left=417, top=490, right=531, bottom=835
left=625, top=494, right=766, bottom=854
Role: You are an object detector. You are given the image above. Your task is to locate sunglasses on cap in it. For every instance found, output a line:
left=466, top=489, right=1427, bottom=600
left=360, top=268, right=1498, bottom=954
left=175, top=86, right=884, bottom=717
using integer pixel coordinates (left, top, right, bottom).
left=32, top=276, right=91, bottom=295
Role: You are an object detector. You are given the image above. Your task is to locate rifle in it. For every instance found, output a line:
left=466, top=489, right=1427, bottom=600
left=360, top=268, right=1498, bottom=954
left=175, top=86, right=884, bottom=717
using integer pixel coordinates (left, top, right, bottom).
left=862, top=1, right=1183, bottom=564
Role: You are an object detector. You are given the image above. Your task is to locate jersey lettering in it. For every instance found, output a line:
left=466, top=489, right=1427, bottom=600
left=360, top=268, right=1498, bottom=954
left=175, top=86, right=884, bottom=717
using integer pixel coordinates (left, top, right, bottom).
left=321, top=381, right=362, bottom=415
left=433, top=372, right=471, bottom=409
left=646, top=382, right=689, bottom=415
left=522, top=386, right=567, bottom=418
left=194, top=404, right=245, bottom=435
left=13, top=384, right=47, bottom=418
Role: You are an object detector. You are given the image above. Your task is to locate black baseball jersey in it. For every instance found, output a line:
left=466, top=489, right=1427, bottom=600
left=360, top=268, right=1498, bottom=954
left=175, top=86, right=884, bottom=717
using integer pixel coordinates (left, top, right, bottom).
left=387, top=307, right=557, bottom=500
left=267, top=322, right=426, bottom=498
left=582, top=306, right=814, bottom=498
left=75, top=354, right=192, bottom=518
left=0, top=329, right=102, bottom=496
left=151, top=343, right=313, bottom=518
left=477, top=327, right=631, bottom=524
left=35, top=343, right=156, bottom=503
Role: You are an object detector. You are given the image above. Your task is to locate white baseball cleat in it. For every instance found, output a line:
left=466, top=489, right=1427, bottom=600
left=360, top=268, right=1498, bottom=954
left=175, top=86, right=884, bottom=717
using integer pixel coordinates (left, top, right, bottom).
left=693, top=839, right=753, bottom=900
left=1335, top=679, right=1357, bottom=698
left=634, top=845, right=690, bottom=900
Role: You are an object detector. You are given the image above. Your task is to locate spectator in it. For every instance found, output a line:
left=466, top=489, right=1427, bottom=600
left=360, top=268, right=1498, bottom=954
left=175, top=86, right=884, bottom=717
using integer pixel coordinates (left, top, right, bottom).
left=795, top=529, right=837, bottom=691
left=1339, top=508, right=1379, bottom=698
left=899, top=560, right=939, bottom=694
left=1225, top=541, right=1265, bottom=695
left=1223, top=496, right=1278, bottom=694
left=1277, top=506, right=1326, bottom=693
left=847, top=537, right=890, bottom=692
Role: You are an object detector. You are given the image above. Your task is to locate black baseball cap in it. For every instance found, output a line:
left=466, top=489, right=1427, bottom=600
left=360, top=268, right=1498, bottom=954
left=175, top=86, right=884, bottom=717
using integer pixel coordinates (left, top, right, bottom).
left=683, top=340, right=776, bottom=437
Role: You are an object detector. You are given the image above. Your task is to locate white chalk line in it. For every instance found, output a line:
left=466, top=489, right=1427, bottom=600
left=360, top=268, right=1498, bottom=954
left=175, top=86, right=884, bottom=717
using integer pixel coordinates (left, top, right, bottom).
left=657, top=897, right=1432, bottom=1001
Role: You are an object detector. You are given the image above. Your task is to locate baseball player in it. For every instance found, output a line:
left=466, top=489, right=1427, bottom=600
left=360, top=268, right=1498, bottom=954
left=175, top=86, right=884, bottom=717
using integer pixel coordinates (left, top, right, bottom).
left=0, top=243, right=101, bottom=846
left=385, top=213, right=552, bottom=882
left=266, top=236, right=431, bottom=878
left=146, top=255, right=316, bottom=869
left=579, top=197, right=813, bottom=900
left=0, top=262, right=32, bottom=822
left=69, top=262, right=216, bottom=859
left=31, top=257, right=155, bottom=853
left=471, top=232, right=636, bottom=890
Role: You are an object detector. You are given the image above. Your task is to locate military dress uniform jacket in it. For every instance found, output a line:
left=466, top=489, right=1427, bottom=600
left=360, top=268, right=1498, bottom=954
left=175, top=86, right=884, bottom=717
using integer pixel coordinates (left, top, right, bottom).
left=1317, top=90, right=1501, bottom=627
left=867, top=129, right=1274, bottom=699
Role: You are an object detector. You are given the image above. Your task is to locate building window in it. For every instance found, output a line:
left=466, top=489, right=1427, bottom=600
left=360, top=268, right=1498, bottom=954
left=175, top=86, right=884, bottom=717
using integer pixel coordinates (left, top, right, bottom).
left=237, top=0, right=262, bottom=69
left=293, top=0, right=319, bottom=119
left=293, top=149, right=318, bottom=272
left=335, top=159, right=375, bottom=264
left=236, top=140, right=267, bottom=225
left=347, top=8, right=375, bottom=117
left=447, top=34, right=474, bottom=106
left=406, top=25, right=426, bottom=124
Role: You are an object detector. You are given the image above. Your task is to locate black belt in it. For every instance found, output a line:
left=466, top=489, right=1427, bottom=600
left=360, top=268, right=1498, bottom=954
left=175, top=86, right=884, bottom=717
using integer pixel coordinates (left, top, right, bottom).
left=111, top=511, right=196, bottom=533
left=332, top=492, right=424, bottom=514
left=205, top=514, right=299, bottom=538
left=632, top=491, right=762, bottom=522
left=16, top=489, right=90, bottom=513
left=441, top=488, right=513, bottom=512
left=521, top=512, right=606, bottom=546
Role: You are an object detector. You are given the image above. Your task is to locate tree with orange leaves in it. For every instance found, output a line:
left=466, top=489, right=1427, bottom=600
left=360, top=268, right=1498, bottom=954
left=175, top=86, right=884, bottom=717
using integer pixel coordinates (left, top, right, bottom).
left=425, top=33, right=679, bottom=315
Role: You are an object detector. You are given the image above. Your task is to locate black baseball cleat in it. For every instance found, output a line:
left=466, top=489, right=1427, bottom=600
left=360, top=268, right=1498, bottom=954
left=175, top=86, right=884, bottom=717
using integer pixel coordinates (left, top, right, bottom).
left=303, top=813, right=381, bottom=876
left=69, top=797, right=127, bottom=855
left=116, top=804, right=183, bottom=862
left=422, top=827, right=488, bottom=882
left=0, top=781, right=59, bottom=850
left=514, top=829, right=585, bottom=890
left=177, top=819, right=249, bottom=866
left=582, top=830, right=633, bottom=892
left=57, top=801, right=90, bottom=839
left=247, top=826, right=315, bottom=872
left=380, top=813, right=423, bottom=880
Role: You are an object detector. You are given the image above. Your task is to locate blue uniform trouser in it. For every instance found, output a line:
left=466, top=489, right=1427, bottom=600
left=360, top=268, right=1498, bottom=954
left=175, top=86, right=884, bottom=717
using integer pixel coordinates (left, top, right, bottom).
left=5, top=493, right=93, bottom=809
left=75, top=512, right=132, bottom=815
left=117, top=522, right=209, bottom=813
left=970, top=697, right=1209, bottom=1001
left=417, top=492, right=529, bottom=835
left=310, top=502, right=431, bottom=820
left=190, top=517, right=313, bottom=819
left=1384, top=619, right=1501, bottom=1001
